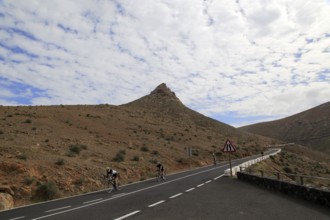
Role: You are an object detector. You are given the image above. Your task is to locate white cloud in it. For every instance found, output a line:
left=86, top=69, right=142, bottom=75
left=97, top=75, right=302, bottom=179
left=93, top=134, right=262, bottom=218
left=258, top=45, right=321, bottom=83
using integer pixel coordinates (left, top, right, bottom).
left=0, top=0, right=329, bottom=126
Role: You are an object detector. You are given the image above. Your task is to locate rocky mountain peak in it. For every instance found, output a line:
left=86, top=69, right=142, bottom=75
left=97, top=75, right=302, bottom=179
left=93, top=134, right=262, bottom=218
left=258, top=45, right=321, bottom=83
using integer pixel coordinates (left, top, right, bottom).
left=151, top=83, right=176, bottom=97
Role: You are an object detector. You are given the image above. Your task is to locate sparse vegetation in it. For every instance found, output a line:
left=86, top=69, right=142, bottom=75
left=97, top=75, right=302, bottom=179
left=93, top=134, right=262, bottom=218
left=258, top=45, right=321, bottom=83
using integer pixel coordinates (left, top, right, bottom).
left=68, top=144, right=87, bottom=156
left=132, top=156, right=140, bottom=161
left=1, top=84, right=329, bottom=208
left=152, top=150, right=159, bottom=156
left=34, top=181, right=60, bottom=201
left=113, top=150, right=126, bottom=162
left=141, top=146, right=149, bottom=152
left=23, top=176, right=35, bottom=186
left=55, top=158, right=65, bottom=166
left=73, top=178, right=85, bottom=185
left=17, top=154, right=27, bottom=160
left=24, top=119, right=32, bottom=123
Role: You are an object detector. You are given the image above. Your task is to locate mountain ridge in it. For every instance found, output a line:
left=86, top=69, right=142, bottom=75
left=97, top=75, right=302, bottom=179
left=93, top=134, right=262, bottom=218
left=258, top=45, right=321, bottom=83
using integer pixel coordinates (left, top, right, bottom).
left=239, top=102, right=330, bottom=153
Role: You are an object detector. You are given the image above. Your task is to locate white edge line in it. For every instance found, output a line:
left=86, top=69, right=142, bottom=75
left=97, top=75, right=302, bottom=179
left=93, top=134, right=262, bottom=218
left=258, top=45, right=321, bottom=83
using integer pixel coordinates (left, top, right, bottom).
left=32, top=165, right=229, bottom=219
left=185, top=188, right=195, bottom=192
left=83, top=198, right=103, bottom=204
left=148, top=200, right=165, bottom=207
left=205, top=180, right=212, bottom=184
left=197, top=183, right=204, bottom=187
left=169, top=193, right=183, bottom=199
left=114, top=210, right=141, bottom=220
left=9, top=217, right=25, bottom=220
left=45, top=206, right=71, bottom=213
left=3, top=149, right=279, bottom=214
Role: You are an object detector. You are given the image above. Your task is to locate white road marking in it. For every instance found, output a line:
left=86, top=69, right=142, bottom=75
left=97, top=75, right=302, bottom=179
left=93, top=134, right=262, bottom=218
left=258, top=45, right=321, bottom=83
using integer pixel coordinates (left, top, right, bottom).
left=9, top=217, right=25, bottom=220
left=214, top=174, right=225, bottom=180
left=185, top=187, right=195, bottom=192
left=114, top=210, right=141, bottom=220
left=169, top=193, right=183, bottom=199
left=197, top=183, right=204, bottom=187
left=83, top=198, right=103, bottom=204
left=31, top=165, right=229, bottom=219
left=148, top=200, right=165, bottom=207
left=44, top=206, right=71, bottom=213
left=112, top=193, right=126, bottom=198
left=205, top=180, right=212, bottom=184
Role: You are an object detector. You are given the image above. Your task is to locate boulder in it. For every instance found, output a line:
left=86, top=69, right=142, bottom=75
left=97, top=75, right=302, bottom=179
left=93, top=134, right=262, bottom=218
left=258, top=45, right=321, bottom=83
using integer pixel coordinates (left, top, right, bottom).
left=0, top=193, right=14, bottom=210
left=0, top=185, right=14, bottom=196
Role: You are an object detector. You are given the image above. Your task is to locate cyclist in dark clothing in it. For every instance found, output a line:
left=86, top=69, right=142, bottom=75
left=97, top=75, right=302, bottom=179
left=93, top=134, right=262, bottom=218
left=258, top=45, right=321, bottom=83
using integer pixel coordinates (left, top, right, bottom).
left=156, top=162, right=165, bottom=180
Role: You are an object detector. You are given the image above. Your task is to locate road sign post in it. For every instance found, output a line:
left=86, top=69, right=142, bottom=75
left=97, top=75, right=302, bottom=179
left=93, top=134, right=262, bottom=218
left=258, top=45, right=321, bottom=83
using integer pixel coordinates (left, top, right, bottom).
left=222, top=139, right=236, bottom=176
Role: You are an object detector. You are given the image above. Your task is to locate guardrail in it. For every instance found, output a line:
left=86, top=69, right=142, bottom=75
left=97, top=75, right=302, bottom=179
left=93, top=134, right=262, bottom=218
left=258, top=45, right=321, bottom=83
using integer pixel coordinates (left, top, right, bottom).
left=224, top=148, right=281, bottom=176
left=241, top=168, right=330, bottom=191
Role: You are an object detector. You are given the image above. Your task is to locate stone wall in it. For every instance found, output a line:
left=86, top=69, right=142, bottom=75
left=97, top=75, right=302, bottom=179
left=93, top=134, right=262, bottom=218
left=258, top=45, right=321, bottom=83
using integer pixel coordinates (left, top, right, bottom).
left=237, top=172, right=330, bottom=208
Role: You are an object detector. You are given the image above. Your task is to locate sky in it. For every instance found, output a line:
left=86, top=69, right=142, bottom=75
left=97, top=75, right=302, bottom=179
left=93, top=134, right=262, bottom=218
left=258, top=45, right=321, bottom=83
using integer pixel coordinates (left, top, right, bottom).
left=0, top=0, right=329, bottom=127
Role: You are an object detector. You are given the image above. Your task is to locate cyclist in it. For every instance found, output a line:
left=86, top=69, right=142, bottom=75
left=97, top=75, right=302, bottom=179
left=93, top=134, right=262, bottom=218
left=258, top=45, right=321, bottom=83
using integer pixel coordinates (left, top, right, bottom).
left=156, top=162, right=165, bottom=180
left=105, top=167, right=119, bottom=190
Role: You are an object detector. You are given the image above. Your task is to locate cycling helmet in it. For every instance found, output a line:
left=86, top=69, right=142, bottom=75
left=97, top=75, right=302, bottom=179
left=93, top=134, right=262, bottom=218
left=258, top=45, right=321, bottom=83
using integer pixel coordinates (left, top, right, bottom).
left=106, top=167, right=110, bottom=172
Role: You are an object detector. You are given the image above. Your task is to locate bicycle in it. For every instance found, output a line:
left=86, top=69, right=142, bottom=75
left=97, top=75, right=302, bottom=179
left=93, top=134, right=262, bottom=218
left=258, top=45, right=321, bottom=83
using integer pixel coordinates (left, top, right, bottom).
left=157, top=170, right=166, bottom=182
left=104, top=175, right=119, bottom=193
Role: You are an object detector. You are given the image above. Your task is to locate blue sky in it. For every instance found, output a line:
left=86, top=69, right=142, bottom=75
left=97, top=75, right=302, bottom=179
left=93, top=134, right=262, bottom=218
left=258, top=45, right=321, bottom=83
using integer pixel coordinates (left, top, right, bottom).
left=0, top=0, right=329, bottom=127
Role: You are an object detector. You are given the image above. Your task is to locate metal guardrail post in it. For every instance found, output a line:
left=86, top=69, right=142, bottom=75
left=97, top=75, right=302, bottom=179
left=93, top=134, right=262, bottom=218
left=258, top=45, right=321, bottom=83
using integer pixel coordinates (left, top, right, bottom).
left=300, top=176, right=304, bottom=185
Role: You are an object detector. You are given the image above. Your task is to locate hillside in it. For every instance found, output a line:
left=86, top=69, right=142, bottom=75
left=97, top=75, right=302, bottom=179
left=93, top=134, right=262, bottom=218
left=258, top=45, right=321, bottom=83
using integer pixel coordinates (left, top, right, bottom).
left=0, top=83, right=277, bottom=208
left=1, top=83, right=329, bottom=208
left=239, top=102, right=330, bottom=154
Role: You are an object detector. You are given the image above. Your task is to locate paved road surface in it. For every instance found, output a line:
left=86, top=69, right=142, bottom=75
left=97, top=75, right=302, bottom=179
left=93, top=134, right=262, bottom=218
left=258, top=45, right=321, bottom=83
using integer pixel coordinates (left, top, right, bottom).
left=1, top=149, right=329, bottom=220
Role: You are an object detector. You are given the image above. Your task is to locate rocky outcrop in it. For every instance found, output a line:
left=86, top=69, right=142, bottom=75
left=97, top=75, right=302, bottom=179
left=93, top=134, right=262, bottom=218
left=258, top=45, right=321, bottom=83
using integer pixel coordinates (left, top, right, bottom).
left=0, top=186, right=14, bottom=210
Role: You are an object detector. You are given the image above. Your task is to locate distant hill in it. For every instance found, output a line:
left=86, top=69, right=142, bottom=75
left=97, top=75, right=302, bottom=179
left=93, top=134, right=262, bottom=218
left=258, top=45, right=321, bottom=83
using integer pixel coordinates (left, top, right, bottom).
left=0, top=83, right=276, bottom=208
left=239, top=102, right=330, bottom=154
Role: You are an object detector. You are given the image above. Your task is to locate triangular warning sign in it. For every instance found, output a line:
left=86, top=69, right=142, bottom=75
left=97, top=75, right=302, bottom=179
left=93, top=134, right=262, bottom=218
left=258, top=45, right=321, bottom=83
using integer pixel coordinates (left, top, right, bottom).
left=222, top=139, right=236, bottom=153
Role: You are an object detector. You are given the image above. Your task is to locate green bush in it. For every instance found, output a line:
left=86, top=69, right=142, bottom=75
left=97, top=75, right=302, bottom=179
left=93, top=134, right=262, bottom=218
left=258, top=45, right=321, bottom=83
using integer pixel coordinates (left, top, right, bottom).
left=141, top=146, right=149, bottom=152
left=69, top=145, right=81, bottom=154
left=68, top=144, right=87, bottom=155
left=55, top=158, right=65, bottom=165
left=17, top=154, right=27, bottom=160
left=152, top=150, right=159, bottom=156
left=132, top=156, right=140, bottom=161
left=24, top=119, right=32, bottom=123
left=34, top=181, right=60, bottom=201
left=24, top=176, right=35, bottom=185
left=73, top=178, right=85, bottom=185
left=112, top=151, right=125, bottom=162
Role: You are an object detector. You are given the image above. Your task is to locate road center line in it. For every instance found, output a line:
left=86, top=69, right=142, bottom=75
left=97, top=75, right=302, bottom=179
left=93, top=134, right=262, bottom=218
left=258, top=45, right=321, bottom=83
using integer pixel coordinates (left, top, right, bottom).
left=83, top=198, right=103, bottom=204
left=197, top=183, right=204, bottom=187
left=31, top=165, right=228, bottom=219
left=112, top=193, right=126, bottom=198
left=214, top=174, right=225, bottom=180
left=170, top=193, right=183, bottom=199
left=45, top=206, right=71, bottom=213
left=9, top=217, right=25, bottom=220
left=113, top=210, right=141, bottom=220
left=185, top=187, right=195, bottom=192
left=148, top=200, right=165, bottom=207
left=205, top=180, right=212, bottom=184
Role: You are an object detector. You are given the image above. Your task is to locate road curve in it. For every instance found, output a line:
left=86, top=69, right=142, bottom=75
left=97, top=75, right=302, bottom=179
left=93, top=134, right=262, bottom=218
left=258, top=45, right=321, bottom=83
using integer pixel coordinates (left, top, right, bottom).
left=1, top=149, right=328, bottom=220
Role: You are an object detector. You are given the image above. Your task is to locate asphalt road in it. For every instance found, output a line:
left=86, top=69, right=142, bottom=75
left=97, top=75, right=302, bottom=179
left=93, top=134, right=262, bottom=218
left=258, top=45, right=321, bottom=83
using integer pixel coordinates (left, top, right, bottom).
left=1, top=149, right=329, bottom=220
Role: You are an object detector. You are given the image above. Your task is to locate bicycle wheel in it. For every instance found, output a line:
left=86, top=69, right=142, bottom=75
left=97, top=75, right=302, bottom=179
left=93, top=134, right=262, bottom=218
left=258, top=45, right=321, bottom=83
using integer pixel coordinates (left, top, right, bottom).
left=105, top=179, right=114, bottom=193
